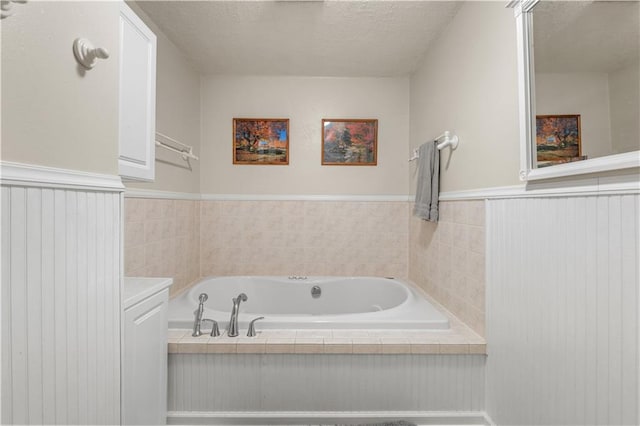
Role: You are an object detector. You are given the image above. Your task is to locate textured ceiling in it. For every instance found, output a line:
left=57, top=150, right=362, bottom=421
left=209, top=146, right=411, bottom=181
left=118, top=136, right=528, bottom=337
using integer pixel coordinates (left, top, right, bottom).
left=135, top=0, right=462, bottom=77
left=533, top=0, right=640, bottom=73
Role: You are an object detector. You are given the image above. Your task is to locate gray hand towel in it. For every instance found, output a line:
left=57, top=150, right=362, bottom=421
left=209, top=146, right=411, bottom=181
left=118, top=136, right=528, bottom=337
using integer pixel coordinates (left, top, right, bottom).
left=413, top=141, right=439, bottom=222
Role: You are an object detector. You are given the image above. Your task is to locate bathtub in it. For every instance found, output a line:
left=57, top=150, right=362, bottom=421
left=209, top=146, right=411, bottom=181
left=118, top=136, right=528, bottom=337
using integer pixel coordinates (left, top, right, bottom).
left=168, top=276, right=449, bottom=330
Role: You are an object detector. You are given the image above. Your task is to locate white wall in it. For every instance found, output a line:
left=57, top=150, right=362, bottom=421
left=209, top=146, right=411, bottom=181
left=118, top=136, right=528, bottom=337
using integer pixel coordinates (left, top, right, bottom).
left=200, top=76, right=409, bottom=195
left=535, top=72, right=612, bottom=159
left=486, top=193, right=639, bottom=425
left=1, top=1, right=120, bottom=175
left=124, top=2, right=201, bottom=194
left=409, top=1, right=521, bottom=193
left=407, top=0, right=519, bottom=338
left=609, top=60, right=640, bottom=154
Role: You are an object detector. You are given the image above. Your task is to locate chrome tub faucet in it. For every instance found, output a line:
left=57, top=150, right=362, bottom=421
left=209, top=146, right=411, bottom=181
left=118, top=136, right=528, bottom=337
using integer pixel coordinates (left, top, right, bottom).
left=227, top=293, right=247, bottom=337
left=192, top=293, right=220, bottom=337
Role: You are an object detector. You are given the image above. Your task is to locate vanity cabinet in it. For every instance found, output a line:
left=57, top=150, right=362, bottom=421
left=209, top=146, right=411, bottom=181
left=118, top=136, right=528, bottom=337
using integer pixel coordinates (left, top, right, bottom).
left=122, top=277, right=172, bottom=425
left=118, top=2, right=157, bottom=181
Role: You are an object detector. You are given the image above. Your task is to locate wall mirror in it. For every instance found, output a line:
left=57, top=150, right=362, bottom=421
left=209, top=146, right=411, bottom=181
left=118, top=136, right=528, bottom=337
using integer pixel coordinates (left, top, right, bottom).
left=511, top=0, right=639, bottom=181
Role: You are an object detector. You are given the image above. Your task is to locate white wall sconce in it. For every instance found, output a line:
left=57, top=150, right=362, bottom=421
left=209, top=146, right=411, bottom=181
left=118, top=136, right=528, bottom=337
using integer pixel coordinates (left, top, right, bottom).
left=73, top=38, right=110, bottom=70
left=1, top=0, right=28, bottom=19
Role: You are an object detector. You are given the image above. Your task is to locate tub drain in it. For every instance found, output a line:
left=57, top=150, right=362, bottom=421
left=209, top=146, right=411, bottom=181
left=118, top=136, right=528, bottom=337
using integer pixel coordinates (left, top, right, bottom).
left=311, top=285, right=321, bottom=298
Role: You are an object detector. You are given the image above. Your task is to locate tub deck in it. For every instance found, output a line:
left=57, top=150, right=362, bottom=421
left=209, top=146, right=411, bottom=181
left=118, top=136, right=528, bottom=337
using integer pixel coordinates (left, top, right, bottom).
left=168, top=296, right=486, bottom=355
left=168, top=326, right=485, bottom=355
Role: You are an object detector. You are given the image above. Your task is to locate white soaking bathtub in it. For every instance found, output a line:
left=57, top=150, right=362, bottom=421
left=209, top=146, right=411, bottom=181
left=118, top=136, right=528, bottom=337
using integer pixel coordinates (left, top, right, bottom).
left=168, top=276, right=449, bottom=330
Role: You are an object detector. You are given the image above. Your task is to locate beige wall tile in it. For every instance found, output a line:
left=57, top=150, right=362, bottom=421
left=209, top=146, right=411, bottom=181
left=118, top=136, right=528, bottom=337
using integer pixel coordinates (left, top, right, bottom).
left=295, top=337, right=324, bottom=354
left=352, top=338, right=382, bottom=354
left=236, top=339, right=267, bottom=354
left=439, top=343, right=469, bottom=354
left=124, top=198, right=201, bottom=298
left=124, top=245, right=145, bottom=276
left=124, top=221, right=145, bottom=248
left=125, top=199, right=146, bottom=222
left=265, top=343, right=295, bottom=354
left=199, top=200, right=409, bottom=278
left=380, top=338, right=411, bottom=354
left=408, top=200, right=486, bottom=337
left=124, top=197, right=483, bottom=339
left=410, top=343, right=439, bottom=354
left=323, top=338, right=353, bottom=354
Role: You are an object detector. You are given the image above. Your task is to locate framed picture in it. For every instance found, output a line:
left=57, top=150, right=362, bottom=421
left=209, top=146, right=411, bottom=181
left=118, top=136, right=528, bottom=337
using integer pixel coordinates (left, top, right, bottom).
left=322, top=119, right=378, bottom=166
left=535, top=114, right=583, bottom=167
left=233, top=118, right=289, bottom=165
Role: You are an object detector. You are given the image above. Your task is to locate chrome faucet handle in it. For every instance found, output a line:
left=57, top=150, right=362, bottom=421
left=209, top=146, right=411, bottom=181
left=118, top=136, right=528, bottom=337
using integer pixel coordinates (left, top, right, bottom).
left=247, top=316, right=265, bottom=337
left=201, top=319, right=220, bottom=337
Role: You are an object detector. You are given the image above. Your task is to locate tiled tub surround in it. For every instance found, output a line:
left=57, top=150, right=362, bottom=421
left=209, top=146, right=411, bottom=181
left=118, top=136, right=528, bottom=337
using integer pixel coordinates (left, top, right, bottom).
left=200, top=200, right=409, bottom=278
left=124, top=198, right=200, bottom=297
left=409, top=200, right=486, bottom=336
left=126, top=197, right=488, bottom=419
left=124, top=197, right=486, bottom=334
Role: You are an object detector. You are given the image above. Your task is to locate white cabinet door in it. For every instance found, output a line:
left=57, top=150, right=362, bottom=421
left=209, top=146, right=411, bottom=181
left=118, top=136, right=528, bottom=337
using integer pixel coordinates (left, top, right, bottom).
left=118, top=2, right=156, bottom=181
left=123, top=289, right=168, bottom=425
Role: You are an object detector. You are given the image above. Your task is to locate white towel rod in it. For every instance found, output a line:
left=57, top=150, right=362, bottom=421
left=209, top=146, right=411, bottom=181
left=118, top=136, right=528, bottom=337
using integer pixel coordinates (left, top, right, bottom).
left=408, top=130, right=459, bottom=161
left=435, top=130, right=459, bottom=150
left=155, top=131, right=199, bottom=161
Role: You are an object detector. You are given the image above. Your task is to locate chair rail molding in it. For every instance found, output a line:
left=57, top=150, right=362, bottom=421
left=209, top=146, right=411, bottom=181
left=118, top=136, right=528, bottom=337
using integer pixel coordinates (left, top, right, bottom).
left=1, top=161, right=124, bottom=192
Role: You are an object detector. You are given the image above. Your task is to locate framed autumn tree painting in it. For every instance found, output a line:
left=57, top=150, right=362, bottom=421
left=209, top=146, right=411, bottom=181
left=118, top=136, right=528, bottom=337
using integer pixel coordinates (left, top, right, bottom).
left=233, top=118, right=289, bottom=165
left=535, top=115, right=584, bottom=167
left=322, top=119, right=378, bottom=165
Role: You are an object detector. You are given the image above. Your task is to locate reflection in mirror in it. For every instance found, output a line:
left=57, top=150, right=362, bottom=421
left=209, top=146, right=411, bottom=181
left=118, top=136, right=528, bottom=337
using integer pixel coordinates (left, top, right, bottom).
left=531, top=0, right=639, bottom=169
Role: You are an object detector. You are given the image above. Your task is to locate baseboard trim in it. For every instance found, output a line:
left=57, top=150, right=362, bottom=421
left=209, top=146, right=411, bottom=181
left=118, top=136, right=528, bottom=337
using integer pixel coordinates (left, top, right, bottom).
left=167, top=410, right=491, bottom=425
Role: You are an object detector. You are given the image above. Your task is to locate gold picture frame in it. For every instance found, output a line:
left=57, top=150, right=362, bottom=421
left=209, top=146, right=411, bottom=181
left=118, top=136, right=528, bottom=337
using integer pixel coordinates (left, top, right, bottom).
left=233, top=118, right=289, bottom=165
left=321, top=119, right=378, bottom=166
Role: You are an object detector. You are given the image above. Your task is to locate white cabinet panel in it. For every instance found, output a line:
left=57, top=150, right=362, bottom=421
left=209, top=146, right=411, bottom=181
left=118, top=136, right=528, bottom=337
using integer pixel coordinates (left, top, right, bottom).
left=123, top=278, right=172, bottom=425
left=118, top=2, right=156, bottom=181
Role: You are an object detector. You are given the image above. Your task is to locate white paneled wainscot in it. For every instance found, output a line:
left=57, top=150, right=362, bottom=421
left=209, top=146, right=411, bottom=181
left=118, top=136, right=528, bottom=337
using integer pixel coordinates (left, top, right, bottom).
left=486, top=193, right=639, bottom=425
left=1, top=163, right=123, bottom=425
left=167, top=354, right=486, bottom=423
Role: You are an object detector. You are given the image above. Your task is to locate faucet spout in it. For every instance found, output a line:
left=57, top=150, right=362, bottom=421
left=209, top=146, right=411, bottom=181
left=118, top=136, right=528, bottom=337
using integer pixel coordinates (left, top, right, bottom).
left=227, top=293, right=247, bottom=337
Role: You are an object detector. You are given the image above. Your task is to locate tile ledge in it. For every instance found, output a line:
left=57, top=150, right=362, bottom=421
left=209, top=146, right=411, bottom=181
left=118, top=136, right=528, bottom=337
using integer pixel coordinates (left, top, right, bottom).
left=168, top=329, right=486, bottom=355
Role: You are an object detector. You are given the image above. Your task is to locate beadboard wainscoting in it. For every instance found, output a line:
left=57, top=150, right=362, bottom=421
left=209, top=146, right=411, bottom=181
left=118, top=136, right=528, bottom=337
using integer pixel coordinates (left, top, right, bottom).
left=167, top=354, right=485, bottom=417
left=1, top=164, right=123, bottom=425
left=486, top=194, right=639, bottom=425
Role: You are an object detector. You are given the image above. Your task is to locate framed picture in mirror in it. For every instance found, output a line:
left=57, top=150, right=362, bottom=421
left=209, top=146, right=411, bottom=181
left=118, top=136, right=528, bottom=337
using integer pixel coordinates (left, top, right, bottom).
left=535, top=114, right=585, bottom=168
